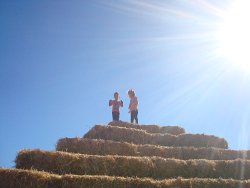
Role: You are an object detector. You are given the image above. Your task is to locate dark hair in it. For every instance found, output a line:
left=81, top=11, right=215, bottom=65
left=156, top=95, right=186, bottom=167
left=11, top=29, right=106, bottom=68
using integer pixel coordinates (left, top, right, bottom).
left=114, top=92, right=119, bottom=97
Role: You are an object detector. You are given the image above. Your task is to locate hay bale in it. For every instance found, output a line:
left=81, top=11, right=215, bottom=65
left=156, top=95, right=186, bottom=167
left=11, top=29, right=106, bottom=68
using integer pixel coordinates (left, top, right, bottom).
left=2, top=168, right=250, bottom=188
left=83, top=125, right=228, bottom=148
left=160, top=125, right=185, bottom=135
left=56, top=138, right=136, bottom=156
left=108, top=121, right=185, bottom=135
left=175, top=134, right=228, bottom=149
left=83, top=125, right=176, bottom=146
left=0, top=168, right=60, bottom=188
left=16, top=149, right=250, bottom=179
left=56, top=138, right=250, bottom=160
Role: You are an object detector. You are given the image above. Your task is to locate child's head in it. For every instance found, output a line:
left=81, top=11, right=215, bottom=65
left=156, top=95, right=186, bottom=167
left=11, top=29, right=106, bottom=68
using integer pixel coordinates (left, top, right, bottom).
left=114, top=92, right=119, bottom=100
left=128, top=89, right=135, bottom=98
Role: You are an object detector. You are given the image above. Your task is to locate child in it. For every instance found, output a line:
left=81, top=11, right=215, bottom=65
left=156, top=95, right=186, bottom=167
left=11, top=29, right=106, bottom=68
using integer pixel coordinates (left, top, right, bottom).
left=109, top=92, right=123, bottom=121
left=128, top=89, right=138, bottom=124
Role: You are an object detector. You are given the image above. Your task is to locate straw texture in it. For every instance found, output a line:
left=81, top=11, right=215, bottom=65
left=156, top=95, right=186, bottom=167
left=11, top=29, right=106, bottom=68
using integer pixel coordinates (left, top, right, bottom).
left=108, top=121, right=185, bottom=135
left=2, top=168, right=250, bottom=188
left=83, top=125, right=228, bottom=148
left=56, top=138, right=250, bottom=160
left=16, top=149, right=250, bottom=179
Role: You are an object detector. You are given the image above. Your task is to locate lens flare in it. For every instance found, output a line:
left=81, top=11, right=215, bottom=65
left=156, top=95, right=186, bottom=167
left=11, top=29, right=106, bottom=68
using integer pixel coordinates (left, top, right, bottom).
left=216, top=0, right=250, bottom=73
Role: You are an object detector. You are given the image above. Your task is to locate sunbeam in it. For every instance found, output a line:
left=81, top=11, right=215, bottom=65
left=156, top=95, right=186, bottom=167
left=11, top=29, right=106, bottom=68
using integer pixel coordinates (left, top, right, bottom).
left=216, top=0, right=250, bottom=73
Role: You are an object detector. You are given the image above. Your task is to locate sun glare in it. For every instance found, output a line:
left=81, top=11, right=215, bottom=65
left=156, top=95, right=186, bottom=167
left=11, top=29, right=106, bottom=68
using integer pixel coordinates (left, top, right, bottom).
left=217, top=0, right=250, bottom=72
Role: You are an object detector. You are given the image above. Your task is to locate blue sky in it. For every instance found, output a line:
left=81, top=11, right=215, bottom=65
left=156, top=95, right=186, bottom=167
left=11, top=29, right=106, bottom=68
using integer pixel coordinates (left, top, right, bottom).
left=1, top=0, right=250, bottom=168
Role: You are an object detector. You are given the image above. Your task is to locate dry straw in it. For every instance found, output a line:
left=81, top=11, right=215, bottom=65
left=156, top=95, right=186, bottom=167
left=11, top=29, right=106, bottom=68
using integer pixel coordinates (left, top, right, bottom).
left=16, top=149, right=250, bottom=179
left=56, top=138, right=250, bottom=160
left=83, top=125, right=228, bottom=149
left=108, top=121, right=185, bottom=135
left=1, top=168, right=250, bottom=188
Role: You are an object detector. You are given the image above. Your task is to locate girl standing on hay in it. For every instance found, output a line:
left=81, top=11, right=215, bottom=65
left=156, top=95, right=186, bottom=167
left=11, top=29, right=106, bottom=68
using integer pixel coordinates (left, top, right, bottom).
left=109, top=92, right=123, bottom=121
left=128, top=89, right=139, bottom=124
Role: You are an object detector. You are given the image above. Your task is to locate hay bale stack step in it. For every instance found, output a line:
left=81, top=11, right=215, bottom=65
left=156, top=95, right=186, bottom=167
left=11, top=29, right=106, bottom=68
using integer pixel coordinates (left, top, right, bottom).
left=16, top=149, right=250, bottom=179
left=2, top=168, right=250, bottom=188
left=83, top=125, right=228, bottom=149
left=108, top=121, right=185, bottom=135
left=0, top=168, right=60, bottom=188
left=56, top=138, right=250, bottom=160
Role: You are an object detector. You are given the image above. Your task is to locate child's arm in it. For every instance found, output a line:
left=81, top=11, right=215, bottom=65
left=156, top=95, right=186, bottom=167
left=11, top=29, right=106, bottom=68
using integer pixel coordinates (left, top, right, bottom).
left=109, top=100, right=112, bottom=106
left=128, top=101, right=131, bottom=113
left=120, top=100, right=123, bottom=107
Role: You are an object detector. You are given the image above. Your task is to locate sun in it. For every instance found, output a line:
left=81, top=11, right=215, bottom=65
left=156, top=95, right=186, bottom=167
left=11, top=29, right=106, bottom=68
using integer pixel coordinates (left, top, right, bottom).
left=216, top=0, right=250, bottom=73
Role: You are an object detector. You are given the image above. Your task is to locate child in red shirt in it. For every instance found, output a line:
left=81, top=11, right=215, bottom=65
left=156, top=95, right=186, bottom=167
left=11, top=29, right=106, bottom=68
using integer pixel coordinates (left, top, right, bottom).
left=109, top=92, right=123, bottom=121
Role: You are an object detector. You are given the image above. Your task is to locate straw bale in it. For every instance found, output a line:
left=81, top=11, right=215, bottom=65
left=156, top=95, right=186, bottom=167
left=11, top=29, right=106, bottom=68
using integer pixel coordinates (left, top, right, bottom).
left=84, top=125, right=228, bottom=148
left=2, top=168, right=250, bottom=188
left=56, top=138, right=250, bottom=160
left=108, top=121, right=185, bottom=135
left=83, top=125, right=176, bottom=146
left=175, top=134, right=228, bottom=148
left=56, top=138, right=136, bottom=156
left=16, top=149, right=250, bottom=179
left=0, top=168, right=60, bottom=188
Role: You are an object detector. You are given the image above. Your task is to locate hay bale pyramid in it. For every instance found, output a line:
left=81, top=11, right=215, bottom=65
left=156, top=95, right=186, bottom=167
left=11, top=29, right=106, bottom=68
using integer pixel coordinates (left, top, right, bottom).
left=1, top=121, right=250, bottom=188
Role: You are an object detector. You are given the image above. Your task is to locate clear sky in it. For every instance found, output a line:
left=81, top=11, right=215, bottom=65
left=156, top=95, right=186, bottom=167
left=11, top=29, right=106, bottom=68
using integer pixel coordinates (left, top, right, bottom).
left=1, top=0, right=250, bottom=168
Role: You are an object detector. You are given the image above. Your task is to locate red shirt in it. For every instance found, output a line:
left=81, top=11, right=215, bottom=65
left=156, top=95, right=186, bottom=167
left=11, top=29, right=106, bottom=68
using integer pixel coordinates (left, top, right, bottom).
left=110, top=100, right=123, bottom=112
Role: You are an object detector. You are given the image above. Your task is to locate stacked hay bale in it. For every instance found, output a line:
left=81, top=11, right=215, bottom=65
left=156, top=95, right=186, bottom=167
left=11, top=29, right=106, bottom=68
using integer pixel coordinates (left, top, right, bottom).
left=1, top=121, right=250, bottom=188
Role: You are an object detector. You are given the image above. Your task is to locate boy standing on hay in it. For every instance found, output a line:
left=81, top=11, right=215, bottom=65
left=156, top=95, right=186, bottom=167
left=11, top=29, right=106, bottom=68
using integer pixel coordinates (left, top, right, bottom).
left=128, top=89, right=139, bottom=124
left=109, top=92, right=123, bottom=121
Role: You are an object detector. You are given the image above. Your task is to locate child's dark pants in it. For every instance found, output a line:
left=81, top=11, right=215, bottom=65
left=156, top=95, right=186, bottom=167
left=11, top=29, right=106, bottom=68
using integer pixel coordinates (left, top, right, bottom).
left=131, top=110, right=138, bottom=124
left=112, top=111, right=120, bottom=121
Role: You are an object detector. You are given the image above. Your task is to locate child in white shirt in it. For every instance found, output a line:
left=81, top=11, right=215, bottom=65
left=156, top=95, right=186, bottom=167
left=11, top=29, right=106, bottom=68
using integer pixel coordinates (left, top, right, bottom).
left=128, top=89, right=138, bottom=124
